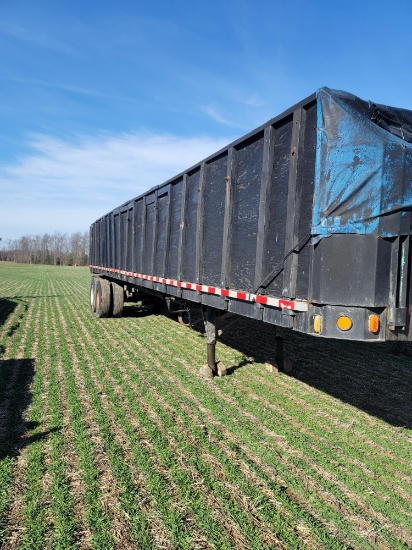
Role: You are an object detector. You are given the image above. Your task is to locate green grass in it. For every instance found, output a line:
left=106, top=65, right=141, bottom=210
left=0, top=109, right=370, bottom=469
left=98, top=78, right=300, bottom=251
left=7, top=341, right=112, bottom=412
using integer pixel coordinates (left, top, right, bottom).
left=0, top=261, right=412, bottom=549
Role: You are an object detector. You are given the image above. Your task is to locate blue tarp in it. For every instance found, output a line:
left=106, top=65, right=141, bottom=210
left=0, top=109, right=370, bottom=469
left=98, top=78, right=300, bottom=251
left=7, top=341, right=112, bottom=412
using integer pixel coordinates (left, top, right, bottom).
left=312, top=88, right=412, bottom=239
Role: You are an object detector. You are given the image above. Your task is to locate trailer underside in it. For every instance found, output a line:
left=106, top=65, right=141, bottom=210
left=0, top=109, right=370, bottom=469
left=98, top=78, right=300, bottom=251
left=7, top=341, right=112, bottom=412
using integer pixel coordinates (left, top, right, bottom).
left=89, top=266, right=410, bottom=377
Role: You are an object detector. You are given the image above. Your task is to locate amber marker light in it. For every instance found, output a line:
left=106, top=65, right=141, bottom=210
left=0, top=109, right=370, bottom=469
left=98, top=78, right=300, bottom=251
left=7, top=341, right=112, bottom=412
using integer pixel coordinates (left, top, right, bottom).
left=313, top=315, right=322, bottom=333
left=369, top=314, right=380, bottom=334
left=336, top=315, right=353, bottom=331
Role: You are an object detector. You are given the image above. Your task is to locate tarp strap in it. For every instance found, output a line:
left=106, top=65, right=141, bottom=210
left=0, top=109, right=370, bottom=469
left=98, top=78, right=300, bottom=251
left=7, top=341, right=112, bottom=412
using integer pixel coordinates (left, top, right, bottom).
left=254, top=232, right=312, bottom=295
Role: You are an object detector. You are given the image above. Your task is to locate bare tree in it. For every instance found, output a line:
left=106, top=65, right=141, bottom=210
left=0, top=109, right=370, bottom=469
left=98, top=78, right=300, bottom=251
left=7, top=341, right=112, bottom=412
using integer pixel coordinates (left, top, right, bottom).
left=0, top=231, right=89, bottom=266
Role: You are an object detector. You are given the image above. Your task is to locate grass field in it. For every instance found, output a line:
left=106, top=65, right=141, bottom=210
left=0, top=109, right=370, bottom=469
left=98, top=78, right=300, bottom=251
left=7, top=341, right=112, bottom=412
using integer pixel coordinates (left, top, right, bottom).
left=0, top=261, right=411, bottom=549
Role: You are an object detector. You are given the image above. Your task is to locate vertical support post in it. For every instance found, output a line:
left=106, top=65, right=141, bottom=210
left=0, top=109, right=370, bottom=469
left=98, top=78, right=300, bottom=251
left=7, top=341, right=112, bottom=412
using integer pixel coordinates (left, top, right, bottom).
left=162, top=185, right=172, bottom=279
left=283, top=107, right=306, bottom=299
left=388, top=229, right=410, bottom=331
left=205, top=306, right=216, bottom=370
left=221, top=147, right=234, bottom=288
left=90, top=225, right=94, bottom=266
left=199, top=306, right=218, bottom=378
left=274, top=326, right=292, bottom=372
left=177, top=174, right=188, bottom=284
left=107, top=214, right=112, bottom=268
left=115, top=213, right=120, bottom=268
left=274, top=326, right=284, bottom=370
left=254, top=126, right=275, bottom=293
left=109, top=213, right=114, bottom=267
left=140, top=195, right=147, bottom=274
left=130, top=207, right=134, bottom=272
left=196, top=164, right=206, bottom=284
left=132, top=201, right=137, bottom=273
left=150, top=190, right=159, bottom=277
left=120, top=213, right=124, bottom=273
left=398, top=234, right=410, bottom=310
left=388, top=236, right=399, bottom=315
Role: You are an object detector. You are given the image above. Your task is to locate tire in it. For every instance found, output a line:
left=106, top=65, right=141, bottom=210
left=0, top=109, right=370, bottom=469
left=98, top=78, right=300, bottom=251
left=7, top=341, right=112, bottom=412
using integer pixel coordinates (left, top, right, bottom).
left=111, top=281, right=124, bottom=318
left=95, top=278, right=111, bottom=318
left=90, top=277, right=97, bottom=312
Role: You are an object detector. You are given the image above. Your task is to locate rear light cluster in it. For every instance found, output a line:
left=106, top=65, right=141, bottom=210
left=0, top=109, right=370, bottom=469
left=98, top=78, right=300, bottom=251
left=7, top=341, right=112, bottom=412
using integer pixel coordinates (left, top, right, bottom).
left=313, top=314, right=380, bottom=334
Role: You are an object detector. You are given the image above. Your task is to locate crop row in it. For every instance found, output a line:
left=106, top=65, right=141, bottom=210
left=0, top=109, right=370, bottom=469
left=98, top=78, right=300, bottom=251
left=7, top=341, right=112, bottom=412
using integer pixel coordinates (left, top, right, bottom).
left=0, top=262, right=411, bottom=549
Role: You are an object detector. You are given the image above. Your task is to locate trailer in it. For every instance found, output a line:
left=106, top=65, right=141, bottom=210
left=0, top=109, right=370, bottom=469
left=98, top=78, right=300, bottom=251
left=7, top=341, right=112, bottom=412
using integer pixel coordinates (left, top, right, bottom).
left=89, top=87, right=412, bottom=377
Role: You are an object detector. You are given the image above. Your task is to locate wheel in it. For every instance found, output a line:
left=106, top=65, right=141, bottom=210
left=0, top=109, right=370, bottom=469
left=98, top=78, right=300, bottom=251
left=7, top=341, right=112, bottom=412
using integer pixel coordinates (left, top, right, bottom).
left=95, top=278, right=111, bottom=318
left=111, top=281, right=124, bottom=318
left=90, top=277, right=97, bottom=312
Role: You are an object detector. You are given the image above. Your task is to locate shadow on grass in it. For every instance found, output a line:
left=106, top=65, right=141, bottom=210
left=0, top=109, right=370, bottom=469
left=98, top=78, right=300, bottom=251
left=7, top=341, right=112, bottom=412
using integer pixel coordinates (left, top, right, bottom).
left=224, top=357, right=255, bottom=376
left=123, top=306, right=412, bottom=428
left=0, top=359, right=58, bottom=461
left=122, top=304, right=157, bottom=318
left=0, top=299, right=19, bottom=328
left=217, top=316, right=412, bottom=429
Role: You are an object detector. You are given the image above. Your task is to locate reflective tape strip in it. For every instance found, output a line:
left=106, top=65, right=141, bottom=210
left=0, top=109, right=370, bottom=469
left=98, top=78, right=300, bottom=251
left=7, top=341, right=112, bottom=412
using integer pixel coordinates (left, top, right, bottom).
left=89, top=265, right=308, bottom=312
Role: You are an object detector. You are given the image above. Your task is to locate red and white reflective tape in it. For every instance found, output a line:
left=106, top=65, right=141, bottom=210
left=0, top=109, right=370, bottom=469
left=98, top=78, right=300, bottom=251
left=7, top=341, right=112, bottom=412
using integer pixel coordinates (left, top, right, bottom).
left=89, top=265, right=308, bottom=312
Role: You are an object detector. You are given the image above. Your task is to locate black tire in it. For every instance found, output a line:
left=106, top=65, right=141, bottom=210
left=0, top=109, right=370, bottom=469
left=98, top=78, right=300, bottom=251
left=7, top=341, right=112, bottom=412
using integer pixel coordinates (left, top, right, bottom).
left=90, top=277, right=97, bottom=312
left=111, top=281, right=124, bottom=318
left=95, top=278, right=111, bottom=318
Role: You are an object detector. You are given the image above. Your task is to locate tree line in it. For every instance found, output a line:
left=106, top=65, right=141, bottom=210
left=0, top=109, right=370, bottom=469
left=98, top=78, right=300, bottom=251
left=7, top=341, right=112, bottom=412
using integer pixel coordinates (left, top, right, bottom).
left=0, top=231, right=89, bottom=266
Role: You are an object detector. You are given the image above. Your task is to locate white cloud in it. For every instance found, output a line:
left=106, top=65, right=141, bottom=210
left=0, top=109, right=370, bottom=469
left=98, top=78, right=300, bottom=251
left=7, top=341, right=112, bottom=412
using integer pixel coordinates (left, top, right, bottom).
left=1, top=76, right=137, bottom=104
left=0, top=131, right=230, bottom=240
left=241, top=95, right=267, bottom=108
left=202, top=105, right=247, bottom=129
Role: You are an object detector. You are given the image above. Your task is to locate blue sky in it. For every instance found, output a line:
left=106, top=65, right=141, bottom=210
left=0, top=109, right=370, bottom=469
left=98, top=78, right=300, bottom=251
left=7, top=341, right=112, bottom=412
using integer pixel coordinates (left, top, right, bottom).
left=1, top=0, right=412, bottom=241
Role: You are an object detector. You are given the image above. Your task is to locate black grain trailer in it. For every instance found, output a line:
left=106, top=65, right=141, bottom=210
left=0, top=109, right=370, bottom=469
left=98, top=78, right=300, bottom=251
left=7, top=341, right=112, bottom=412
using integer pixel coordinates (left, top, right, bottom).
left=90, top=87, right=412, bottom=377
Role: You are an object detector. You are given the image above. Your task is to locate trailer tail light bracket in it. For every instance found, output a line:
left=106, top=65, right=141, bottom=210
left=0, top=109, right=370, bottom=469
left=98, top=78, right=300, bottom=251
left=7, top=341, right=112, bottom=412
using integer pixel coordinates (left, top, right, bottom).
left=309, top=305, right=385, bottom=341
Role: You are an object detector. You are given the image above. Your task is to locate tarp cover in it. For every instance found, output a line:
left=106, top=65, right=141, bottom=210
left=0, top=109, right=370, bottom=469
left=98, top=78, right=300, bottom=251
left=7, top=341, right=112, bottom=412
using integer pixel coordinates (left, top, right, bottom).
left=312, top=87, right=412, bottom=238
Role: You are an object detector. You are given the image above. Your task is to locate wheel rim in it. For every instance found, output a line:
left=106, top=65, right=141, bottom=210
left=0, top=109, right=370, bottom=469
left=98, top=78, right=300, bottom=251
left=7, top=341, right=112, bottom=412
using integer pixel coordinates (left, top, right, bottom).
left=178, top=312, right=190, bottom=327
left=95, top=288, right=101, bottom=312
left=90, top=284, right=95, bottom=310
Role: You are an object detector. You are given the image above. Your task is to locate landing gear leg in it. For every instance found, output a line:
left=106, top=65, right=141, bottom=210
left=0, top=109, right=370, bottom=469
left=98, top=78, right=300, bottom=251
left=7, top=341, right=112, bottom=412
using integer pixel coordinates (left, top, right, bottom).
left=199, top=307, right=226, bottom=378
left=267, top=326, right=292, bottom=373
left=199, top=307, right=217, bottom=378
left=275, top=326, right=285, bottom=369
